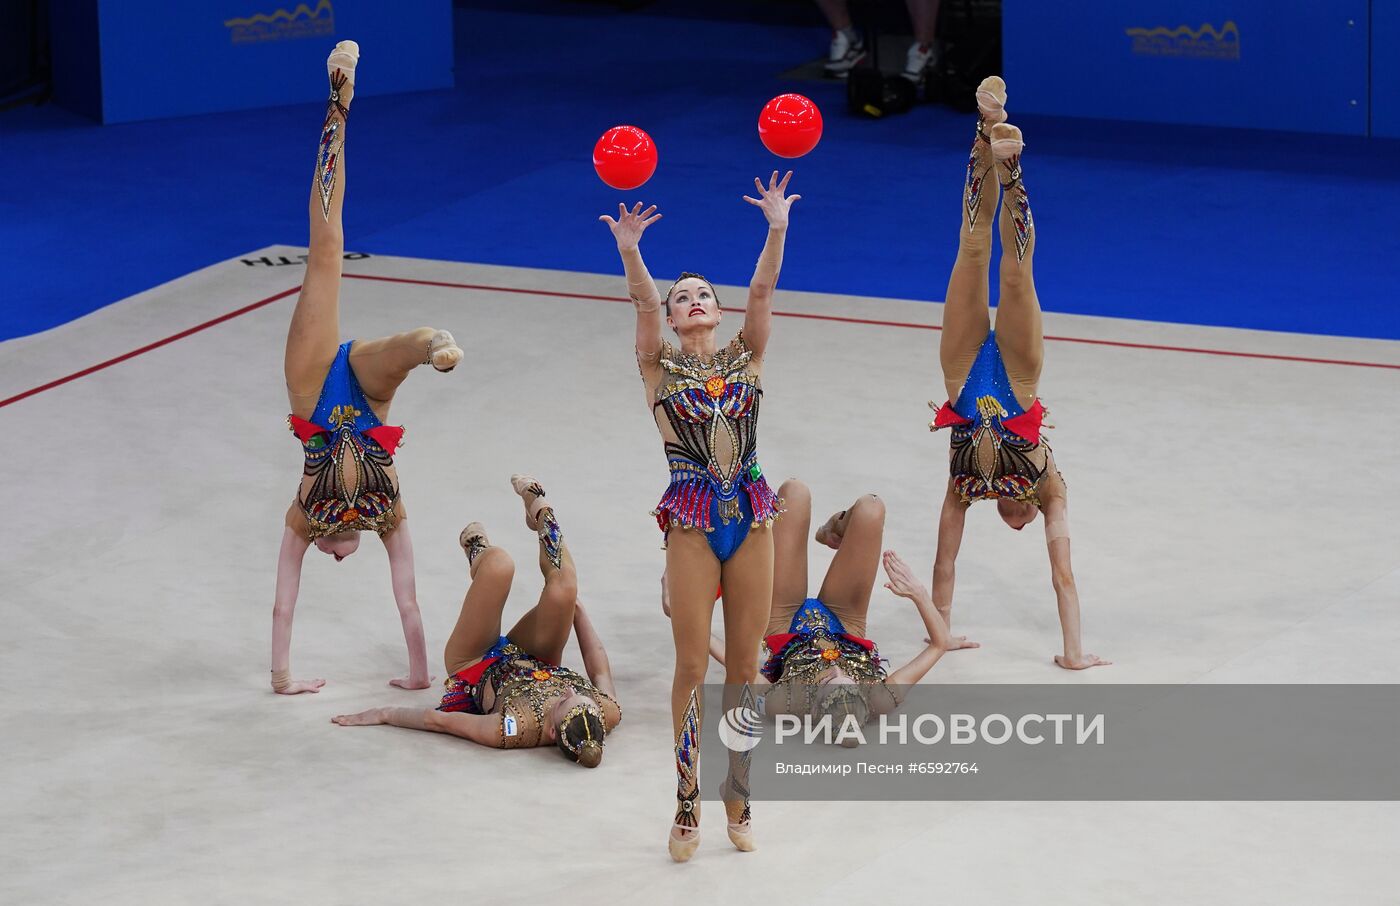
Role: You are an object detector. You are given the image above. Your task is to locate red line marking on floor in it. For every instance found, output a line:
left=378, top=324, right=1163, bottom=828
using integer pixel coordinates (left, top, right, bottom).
left=345, top=273, right=1400, bottom=371
left=5, top=273, right=1398, bottom=410
left=0, top=286, right=303, bottom=409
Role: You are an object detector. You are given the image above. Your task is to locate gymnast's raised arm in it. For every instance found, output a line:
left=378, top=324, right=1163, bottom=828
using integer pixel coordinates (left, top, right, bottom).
left=599, top=202, right=665, bottom=368
left=879, top=549, right=975, bottom=698
left=740, top=170, right=800, bottom=360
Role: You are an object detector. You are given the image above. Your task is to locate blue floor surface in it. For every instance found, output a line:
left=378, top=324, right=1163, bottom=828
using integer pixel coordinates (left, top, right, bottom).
left=2, top=1, right=1399, bottom=341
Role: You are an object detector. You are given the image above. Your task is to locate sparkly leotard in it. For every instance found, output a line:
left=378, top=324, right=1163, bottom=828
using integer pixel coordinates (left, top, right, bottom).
left=929, top=331, right=1053, bottom=505
left=650, top=331, right=781, bottom=561
left=287, top=341, right=405, bottom=540
left=762, top=599, right=887, bottom=686
left=438, top=636, right=621, bottom=749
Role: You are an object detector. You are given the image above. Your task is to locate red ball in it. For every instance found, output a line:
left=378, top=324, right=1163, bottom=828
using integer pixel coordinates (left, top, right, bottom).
left=758, top=94, right=823, bottom=158
left=593, top=125, right=658, bottom=190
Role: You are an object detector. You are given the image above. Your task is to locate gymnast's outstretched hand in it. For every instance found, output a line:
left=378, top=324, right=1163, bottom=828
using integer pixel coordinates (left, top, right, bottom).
left=743, top=170, right=799, bottom=229
left=883, top=550, right=979, bottom=651
left=599, top=202, right=662, bottom=251
left=881, top=549, right=926, bottom=601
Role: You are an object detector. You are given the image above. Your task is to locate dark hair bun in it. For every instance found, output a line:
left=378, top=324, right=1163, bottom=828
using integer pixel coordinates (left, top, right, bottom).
left=576, top=740, right=603, bottom=768
left=558, top=706, right=607, bottom=766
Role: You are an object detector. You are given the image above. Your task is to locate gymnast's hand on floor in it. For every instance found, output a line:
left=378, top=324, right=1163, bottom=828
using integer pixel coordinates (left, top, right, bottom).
left=1053, top=653, right=1111, bottom=670
left=388, top=675, right=433, bottom=690
left=743, top=170, right=799, bottom=229
left=331, top=707, right=387, bottom=727
left=599, top=202, right=661, bottom=251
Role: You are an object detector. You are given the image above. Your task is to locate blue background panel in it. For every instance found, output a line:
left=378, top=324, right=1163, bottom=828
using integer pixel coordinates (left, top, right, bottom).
left=1373, top=0, right=1400, bottom=138
left=6, top=2, right=1400, bottom=343
left=54, top=0, right=453, bottom=123
left=1005, top=0, right=1369, bottom=135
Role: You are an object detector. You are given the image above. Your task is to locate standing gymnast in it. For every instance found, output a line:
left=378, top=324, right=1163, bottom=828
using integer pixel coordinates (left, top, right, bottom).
left=333, top=476, right=621, bottom=765
left=271, top=41, right=464, bottom=694
left=665, top=480, right=970, bottom=738
left=599, top=172, right=798, bottom=860
left=928, top=77, right=1109, bottom=670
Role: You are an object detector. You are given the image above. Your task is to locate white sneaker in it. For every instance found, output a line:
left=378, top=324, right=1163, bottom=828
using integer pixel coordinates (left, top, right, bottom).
left=824, top=29, right=866, bottom=76
left=902, top=41, right=937, bottom=82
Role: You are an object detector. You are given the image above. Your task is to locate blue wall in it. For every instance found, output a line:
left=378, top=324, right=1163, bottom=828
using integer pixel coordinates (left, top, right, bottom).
left=8, top=2, right=1400, bottom=343
left=50, top=0, right=454, bottom=123
left=1005, top=0, right=1370, bottom=135
left=1373, top=0, right=1400, bottom=138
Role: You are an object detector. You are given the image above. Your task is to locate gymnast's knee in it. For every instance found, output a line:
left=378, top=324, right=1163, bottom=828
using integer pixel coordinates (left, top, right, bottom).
left=470, top=546, right=514, bottom=582
left=777, top=478, right=811, bottom=507
left=848, top=493, right=886, bottom=527
left=673, top=653, right=710, bottom=691
left=724, top=666, right=758, bottom=687
left=543, top=566, right=578, bottom=605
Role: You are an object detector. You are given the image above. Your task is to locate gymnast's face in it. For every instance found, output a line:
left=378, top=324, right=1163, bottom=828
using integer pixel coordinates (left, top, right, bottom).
left=814, top=669, right=867, bottom=748
left=998, top=498, right=1038, bottom=531
left=315, top=531, right=361, bottom=561
left=666, top=278, right=720, bottom=335
left=816, top=666, right=855, bottom=692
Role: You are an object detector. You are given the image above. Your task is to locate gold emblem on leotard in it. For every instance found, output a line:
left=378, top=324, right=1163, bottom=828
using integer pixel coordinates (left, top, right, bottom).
left=329, top=404, right=362, bottom=428
left=975, top=395, right=1007, bottom=422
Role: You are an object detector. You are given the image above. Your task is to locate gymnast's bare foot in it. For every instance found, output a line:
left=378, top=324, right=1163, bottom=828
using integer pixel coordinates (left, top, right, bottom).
left=1054, top=653, right=1111, bottom=670
left=332, top=708, right=387, bottom=726
left=927, top=635, right=981, bottom=651
left=389, top=674, right=433, bottom=689
left=274, top=678, right=327, bottom=695
left=814, top=510, right=846, bottom=549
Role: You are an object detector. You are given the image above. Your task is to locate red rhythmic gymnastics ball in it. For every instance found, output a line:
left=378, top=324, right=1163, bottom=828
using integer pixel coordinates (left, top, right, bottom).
left=593, top=125, right=658, bottom=190
left=758, top=94, right=823, bottom=158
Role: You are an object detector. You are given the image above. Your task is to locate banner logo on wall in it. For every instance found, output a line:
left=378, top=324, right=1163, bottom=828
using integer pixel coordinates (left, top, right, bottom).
left=1124, top=21, right=1240, bottom=60
left=224, top=0, right=335, bottom=45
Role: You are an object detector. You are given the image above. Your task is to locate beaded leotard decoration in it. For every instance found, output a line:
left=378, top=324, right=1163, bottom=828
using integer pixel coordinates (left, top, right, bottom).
left=651, top=331, right=780, bottom=534
left=929, top=331, right=1053, bottom=505
left=674, top=688, right=701, bottom=834
left=762, top=599, right=887, bottom=687
left=439, top=637, right=618, bottom=749
left=288, top=342, right=404, bottom=540
left=315, top=68, right=349, bottom=221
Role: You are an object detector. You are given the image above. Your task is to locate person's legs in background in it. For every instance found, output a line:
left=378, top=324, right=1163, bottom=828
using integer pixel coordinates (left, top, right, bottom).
left=815, top=0, right=866, bottom=77
left=902, top=0, right=942, bottom=82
